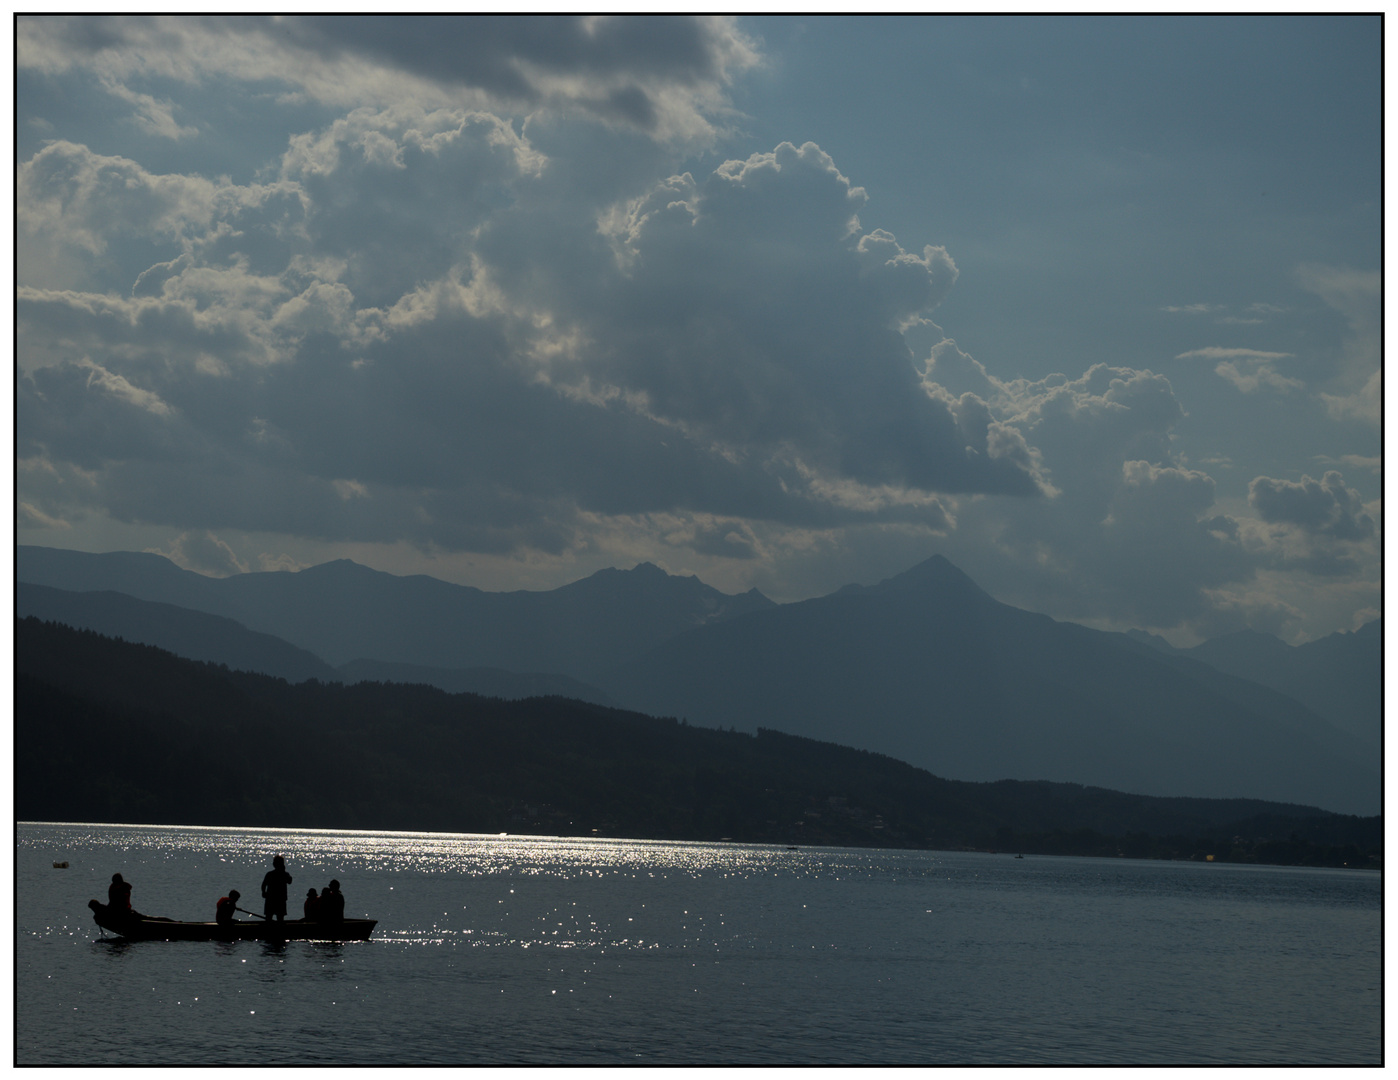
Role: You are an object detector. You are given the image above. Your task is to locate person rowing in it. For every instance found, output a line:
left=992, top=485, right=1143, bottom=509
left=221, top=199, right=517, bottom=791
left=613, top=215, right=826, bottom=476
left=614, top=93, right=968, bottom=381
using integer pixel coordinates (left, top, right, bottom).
left=216, top=890, right=240, bottom=926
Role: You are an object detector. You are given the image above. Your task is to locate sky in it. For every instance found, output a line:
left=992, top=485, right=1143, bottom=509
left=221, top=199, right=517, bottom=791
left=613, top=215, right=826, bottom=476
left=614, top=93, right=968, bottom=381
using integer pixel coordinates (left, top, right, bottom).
left=14, top=15, right=1383, bottom=645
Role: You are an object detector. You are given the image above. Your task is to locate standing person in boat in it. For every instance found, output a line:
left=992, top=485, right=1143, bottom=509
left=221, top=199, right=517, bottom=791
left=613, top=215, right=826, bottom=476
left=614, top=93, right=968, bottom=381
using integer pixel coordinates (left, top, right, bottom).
left=260, top=855, right=293, bottom=924
left=216, top=889, right=240, bottom=926
left=303, top=888, right=320, bottom=921
left=320, top=879, right=345, bottom=923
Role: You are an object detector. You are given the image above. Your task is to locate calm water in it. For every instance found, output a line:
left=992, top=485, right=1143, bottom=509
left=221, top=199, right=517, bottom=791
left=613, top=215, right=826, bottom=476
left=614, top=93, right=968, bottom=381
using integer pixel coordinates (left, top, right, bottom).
left=16, top=822, right=1381, bottom=1065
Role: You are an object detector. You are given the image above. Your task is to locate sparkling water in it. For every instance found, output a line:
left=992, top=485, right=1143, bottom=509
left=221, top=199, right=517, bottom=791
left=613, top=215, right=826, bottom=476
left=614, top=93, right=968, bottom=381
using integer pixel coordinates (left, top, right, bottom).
left=16, top=822, right=1381, bottom=1064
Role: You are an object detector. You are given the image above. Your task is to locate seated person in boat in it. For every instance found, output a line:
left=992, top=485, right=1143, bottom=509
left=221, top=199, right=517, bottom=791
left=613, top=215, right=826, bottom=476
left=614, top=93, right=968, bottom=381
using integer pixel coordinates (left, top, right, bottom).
left=107, top=872, right=144, bottom=921
left=320, top=880, right=345, bottom=923
left=303, top=888, right=320, bottom=921
left=108, top=873, right=130, bottom=911
left=216, top=889, right=241, bottom=926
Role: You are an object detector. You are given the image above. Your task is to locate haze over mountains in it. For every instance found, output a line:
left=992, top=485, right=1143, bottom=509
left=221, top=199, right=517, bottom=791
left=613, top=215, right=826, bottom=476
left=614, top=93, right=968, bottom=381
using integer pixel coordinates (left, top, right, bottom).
left=17, top=545, right=1380, bottom=816
left=1129, top=624, right=1380, bottom=750
left=17, top=617, right=1378, bottom=865
left=17, top=546, right=770, bottom=679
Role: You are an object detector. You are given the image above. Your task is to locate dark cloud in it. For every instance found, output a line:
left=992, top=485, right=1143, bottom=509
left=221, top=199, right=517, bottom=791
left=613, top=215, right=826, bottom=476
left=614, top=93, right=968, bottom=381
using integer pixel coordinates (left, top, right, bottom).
left=559, top=142, right=1041, bottom=498
left=20, top=16, right=758, bottom=144
left=15, top=17, right=1379, bottom=644
left=906, top=348, right=1264, bottom=631
left=1248, top=471, right=1374, bottom=541
left=279, top=109, right=535, bottom=309
left=270, top=15, right=742, bottom=113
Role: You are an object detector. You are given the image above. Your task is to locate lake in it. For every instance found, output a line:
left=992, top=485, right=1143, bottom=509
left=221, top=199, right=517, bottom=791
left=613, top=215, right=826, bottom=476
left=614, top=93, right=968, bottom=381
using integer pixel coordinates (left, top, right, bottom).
left=16, top=821, right=1381, bottom=1065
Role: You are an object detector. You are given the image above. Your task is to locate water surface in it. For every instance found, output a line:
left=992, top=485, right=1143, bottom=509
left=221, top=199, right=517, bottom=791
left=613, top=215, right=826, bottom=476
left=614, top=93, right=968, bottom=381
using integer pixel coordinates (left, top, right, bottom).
left=16, top=822, right=1381, bottom=1064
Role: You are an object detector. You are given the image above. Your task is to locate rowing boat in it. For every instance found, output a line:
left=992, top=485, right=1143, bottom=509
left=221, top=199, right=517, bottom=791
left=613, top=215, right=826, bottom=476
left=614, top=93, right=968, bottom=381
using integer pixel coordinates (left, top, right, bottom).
left=88, top=900, right=376, bottom=941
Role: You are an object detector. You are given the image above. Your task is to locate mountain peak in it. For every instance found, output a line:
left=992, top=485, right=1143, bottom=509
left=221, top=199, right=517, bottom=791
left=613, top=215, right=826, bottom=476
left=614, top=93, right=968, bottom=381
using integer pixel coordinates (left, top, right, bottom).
left=300, top=558, right=380, bottom=577
left=876, top=554, right=991, bottom=599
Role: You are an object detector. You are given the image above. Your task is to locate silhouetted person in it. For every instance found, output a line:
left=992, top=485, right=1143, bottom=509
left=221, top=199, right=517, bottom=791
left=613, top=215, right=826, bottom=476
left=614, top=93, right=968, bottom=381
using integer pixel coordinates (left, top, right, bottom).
left=216, top=889, right=241, bottom=926
left=108, top=873, right=131, bottom=910
left=261, top=855, right=293, bottom=923
left=320, top=879, right=345, bottom=923
left=303, top=888, right=320, bottom=921
left=108, top=872, right=141, bottom=920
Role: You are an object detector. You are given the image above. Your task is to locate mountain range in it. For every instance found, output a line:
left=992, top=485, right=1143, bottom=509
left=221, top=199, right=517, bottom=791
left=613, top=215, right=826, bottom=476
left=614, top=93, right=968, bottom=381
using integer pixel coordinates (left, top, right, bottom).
left=15, top=617, right=1379, bottom=865
left=16, top=545, right=1380, bottom=816
left=1128, top=623, right=1380, bottom=749
left=16, top=546, right=770, bottom=679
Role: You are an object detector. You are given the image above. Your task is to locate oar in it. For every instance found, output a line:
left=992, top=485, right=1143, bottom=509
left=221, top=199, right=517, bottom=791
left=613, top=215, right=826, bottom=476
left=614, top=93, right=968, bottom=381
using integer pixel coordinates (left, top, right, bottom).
left=235, top=906, right=269, bottom=920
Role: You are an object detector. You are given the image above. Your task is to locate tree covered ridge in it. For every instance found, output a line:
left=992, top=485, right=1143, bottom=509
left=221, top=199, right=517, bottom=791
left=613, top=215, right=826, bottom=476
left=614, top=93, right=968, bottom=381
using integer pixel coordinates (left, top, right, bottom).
left=15, top=618, right=1379, bottom=868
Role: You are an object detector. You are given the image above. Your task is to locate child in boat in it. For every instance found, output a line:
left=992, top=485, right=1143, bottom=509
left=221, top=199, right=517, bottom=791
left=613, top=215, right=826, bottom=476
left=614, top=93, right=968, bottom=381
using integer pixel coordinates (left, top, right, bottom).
left=320, top=880, right=345, bottom=922
left=216, top=890, right=240, bottom=925
left=303, top=888, right=320, bottom=921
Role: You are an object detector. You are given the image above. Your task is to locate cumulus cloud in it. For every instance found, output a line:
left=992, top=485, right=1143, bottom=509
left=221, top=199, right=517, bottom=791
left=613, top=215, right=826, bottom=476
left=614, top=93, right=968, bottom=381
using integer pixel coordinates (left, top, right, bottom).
left=152, top=531, right=250, bottom=576
left=23, top=126, right=1023, bottom=561
left=1248, top=471, right=1375, bottom=541
left=15, top=16, right=1379, bottom=646
left=567, top=142, right=1038, bottom=501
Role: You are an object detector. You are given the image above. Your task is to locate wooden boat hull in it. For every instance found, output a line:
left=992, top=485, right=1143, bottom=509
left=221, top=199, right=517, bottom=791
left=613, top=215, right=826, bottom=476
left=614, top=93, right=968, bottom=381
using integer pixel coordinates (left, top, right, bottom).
left=89, top=900, right=375, bottom=941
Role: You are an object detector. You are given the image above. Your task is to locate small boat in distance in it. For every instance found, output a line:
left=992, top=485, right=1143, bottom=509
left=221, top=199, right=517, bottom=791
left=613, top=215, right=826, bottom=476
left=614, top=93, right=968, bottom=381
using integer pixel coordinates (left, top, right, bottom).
left=88, top=900, right=376, bottom=942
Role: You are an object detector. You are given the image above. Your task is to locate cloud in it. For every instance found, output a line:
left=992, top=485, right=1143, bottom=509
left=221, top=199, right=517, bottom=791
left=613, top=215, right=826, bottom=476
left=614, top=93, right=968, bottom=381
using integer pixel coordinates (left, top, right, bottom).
left=15, top=18, right=1379, bottom=647
left=1174, top=346, right=1301, bottom=395
left=151, top=530, right=250, bottom=576
left=568, top=142, right=1037, bottom=501
left=1295, top=263, right=1380, bottom=425
left=1248, top=471, right=1375, bottom=541
left=904, top=343, right=1268, bottom=630
left=98, top=75, right=198, bottom=140
left=18, top=501, right=70, bottom=530
left=1174, top=347, right=1291, bottom=363
left=1212, top=361, right=1304, bottom=394
left=1317, top=454, right=1381, bottom=476
left=18, top=15, right=760, bottom=145
left=17, top=140, right=309, bottom=302
left=20, top=30, right=1042, bottom=560
left=20, top=140, right=1012, bottom=555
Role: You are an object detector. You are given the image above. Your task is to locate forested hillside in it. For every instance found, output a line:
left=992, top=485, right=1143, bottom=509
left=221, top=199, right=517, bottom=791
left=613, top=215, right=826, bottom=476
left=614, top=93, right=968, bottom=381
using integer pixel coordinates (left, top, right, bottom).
left=15, top=618, right=1380, bottom=868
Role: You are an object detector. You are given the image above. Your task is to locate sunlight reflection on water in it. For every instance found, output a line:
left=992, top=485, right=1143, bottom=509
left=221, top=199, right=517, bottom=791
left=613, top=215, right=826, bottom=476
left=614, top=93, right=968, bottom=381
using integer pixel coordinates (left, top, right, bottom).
left=17, top=822, right=1381, bottom=1065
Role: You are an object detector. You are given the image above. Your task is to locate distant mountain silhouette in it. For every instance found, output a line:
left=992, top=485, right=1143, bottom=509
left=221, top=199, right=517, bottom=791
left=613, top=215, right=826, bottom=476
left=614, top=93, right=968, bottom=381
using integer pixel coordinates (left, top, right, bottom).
left=1123, top=614, right=1375, bottom=748
left=17, top=583, right=340, bottom=684
left=599, top=556, right=1378, bottom=815
left=16, top=580, right=617, bottom=705
left=17, top=545, right=1378, bottom=815
left=334, top=658, right=614, bottom=705
left=16, top=546, right=774, bottom=679
left=16, top=617, right=1378, bottom=867
left=1133, top=623, right=1381, bottom=750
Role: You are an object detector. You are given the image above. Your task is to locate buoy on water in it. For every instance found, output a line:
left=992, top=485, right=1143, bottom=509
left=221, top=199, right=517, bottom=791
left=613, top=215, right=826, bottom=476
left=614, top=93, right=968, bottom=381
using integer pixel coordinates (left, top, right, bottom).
left=53, top=861, right=69, bottom=869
